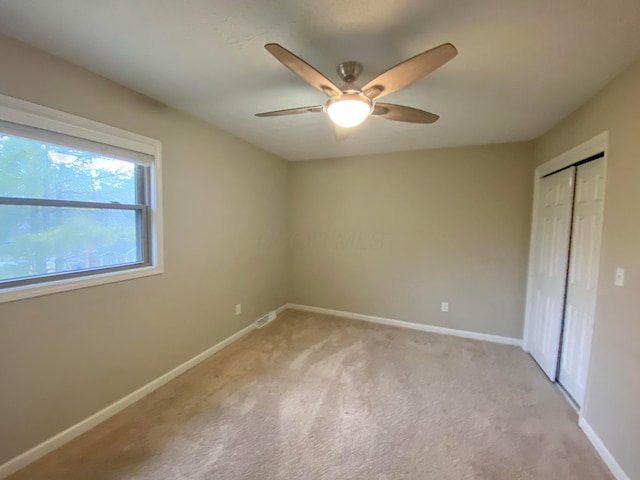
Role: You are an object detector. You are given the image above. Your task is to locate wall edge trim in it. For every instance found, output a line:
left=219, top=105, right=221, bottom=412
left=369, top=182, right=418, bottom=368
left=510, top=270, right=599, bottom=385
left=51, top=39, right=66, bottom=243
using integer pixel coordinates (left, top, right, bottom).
left=578, top=416, right=630, bottom=480
left=285, top=303, right=522, bottom=346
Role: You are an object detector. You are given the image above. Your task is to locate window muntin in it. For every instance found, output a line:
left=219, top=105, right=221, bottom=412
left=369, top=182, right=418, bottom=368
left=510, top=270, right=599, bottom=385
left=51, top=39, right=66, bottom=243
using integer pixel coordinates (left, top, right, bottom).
left=0, top=128, right=152, bottom=288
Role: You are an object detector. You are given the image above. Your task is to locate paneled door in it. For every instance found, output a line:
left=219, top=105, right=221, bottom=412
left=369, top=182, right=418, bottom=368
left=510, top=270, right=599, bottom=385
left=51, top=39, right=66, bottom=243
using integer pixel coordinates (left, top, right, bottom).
left=558, top=158, right=606, bottom=406
left=527, top=167, right=575, bottom=380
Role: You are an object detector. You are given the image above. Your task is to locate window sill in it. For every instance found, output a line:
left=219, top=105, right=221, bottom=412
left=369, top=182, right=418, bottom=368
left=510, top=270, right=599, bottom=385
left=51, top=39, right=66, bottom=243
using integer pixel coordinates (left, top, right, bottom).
left=0, top=265, right=164, bottom=304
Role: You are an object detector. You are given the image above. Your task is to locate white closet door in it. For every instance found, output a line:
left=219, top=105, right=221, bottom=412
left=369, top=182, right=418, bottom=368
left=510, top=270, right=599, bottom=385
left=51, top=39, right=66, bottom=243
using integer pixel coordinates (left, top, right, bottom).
left=528, top=167, right=575, bottom=380
left=558, top=158, right=605, bottom=406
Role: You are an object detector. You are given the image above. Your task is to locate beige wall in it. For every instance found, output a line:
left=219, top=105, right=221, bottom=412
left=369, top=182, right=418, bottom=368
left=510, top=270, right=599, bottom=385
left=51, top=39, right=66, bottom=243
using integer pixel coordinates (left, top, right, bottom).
left=289, top=143, right=534, bottom=339
left=0, top=35, right=289, bottom=464
left=534, top=57, right=640, bottom=479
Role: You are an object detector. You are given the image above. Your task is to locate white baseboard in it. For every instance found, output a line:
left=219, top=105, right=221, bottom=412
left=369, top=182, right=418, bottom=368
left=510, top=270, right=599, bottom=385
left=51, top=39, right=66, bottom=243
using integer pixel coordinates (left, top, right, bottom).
left=0, top=306, right=286, bottom=479
left=579, top=417, right=629, bottom=480
left=275, top=303, right=289, bottom=315
left=285, top=304, right=522, bottom=346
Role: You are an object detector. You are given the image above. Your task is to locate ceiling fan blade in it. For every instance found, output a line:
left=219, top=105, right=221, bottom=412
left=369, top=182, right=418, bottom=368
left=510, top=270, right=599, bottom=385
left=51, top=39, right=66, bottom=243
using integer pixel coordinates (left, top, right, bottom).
left=265, top=43, right=342, bottom=97
left=362, top=43, right=458, bottom=100
left=255, top=105, right=324, bottom=117
left=372, top=103, right=440, bottom=123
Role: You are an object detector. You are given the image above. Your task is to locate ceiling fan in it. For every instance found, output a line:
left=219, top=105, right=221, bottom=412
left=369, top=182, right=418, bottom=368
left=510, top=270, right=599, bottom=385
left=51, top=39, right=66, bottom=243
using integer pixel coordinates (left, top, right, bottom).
left=255, top=42, right=458, bottom=137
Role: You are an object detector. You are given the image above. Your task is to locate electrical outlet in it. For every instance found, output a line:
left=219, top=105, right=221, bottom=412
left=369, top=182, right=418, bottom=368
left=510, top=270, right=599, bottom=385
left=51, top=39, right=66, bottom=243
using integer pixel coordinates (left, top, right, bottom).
left=235, top=304, right=242, bottom=315
left=441, top=302, right=449, bottom=313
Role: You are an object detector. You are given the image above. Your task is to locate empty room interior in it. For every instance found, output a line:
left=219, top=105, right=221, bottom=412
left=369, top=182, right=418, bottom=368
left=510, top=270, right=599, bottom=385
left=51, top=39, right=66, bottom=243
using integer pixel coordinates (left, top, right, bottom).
left=0, top=1, right=638, bottom=479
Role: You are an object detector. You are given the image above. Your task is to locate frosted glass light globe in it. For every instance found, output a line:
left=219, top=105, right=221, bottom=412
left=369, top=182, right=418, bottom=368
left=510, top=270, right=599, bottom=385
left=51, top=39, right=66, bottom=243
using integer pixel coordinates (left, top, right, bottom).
left=326, top=94, right=372, bottom=128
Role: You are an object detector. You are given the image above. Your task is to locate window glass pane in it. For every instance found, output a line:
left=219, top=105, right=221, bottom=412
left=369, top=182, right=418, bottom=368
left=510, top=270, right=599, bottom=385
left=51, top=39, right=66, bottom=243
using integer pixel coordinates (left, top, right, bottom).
left=0, top=205, right=141, bottom=282
left=0, top=132, right=137, bottom=204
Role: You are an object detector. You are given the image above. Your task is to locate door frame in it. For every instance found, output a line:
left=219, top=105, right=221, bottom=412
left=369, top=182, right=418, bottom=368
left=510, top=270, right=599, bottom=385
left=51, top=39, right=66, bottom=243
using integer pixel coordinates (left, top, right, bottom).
left=523, top=131, right=608, bottom=410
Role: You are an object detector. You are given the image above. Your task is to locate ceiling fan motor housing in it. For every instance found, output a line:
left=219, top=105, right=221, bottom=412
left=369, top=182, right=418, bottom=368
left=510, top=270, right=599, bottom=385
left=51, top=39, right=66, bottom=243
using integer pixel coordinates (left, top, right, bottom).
left=337, top=61, right=363, bottom=84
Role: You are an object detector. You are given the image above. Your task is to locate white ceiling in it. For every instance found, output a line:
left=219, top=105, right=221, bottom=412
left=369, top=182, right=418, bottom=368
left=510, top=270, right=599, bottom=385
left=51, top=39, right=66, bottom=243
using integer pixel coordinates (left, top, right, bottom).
left=1, top=0, right=640, bottom=161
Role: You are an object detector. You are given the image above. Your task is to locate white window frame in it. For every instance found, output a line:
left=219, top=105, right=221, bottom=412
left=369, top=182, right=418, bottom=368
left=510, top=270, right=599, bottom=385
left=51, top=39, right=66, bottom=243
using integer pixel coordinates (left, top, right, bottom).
left=0, top=94, right=164, bottom=304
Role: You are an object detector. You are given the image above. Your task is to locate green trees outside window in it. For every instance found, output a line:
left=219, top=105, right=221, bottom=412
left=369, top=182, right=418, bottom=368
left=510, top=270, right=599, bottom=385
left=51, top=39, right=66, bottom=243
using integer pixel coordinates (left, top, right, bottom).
left=0, top=133, right=146, bottom=284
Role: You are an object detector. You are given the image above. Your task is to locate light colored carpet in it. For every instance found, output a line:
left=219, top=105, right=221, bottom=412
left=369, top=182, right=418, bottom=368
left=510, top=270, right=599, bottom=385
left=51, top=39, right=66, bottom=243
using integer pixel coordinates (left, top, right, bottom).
left=9, top=309, right=612, bottom=479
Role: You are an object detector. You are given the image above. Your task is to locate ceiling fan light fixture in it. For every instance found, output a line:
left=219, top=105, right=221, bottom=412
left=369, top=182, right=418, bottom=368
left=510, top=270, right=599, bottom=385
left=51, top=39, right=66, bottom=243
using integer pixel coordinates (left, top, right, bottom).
left=326, top=93, right=372, bottom=128
left=257, top=43, right=458, bottom=129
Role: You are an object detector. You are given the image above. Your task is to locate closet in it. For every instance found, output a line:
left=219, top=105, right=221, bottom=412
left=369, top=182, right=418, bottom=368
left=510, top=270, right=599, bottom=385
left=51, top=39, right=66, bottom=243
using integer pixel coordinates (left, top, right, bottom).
left=526, top=153, right=605, bottom=407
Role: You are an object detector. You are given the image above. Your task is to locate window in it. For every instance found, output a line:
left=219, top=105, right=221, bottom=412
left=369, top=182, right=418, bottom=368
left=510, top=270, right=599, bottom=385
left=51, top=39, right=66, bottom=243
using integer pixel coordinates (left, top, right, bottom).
left=0, top=95, right=163, bottom=302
